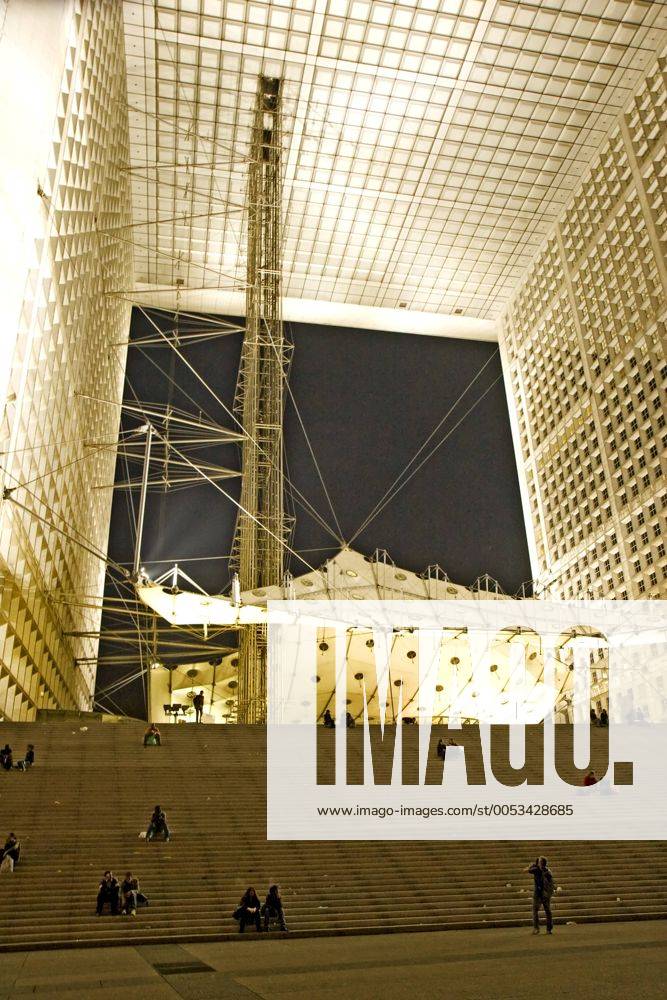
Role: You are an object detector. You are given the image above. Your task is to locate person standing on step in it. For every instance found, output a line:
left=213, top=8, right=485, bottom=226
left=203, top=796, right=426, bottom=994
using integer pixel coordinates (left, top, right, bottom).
left=262, top=884, right=288, bottom=931
left=96, top=870, right=120, bottom=915
left=193, top=690, right=205, bottom=723
left=146, top=805, right=171, bottom=842
left=234, top=887, right=262, bottom=932
left=524, top=856, right=554, bottom=935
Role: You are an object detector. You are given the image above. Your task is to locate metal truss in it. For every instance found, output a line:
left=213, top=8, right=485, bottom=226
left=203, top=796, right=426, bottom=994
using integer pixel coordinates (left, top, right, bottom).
left=232, top=76, right=292, bottom=724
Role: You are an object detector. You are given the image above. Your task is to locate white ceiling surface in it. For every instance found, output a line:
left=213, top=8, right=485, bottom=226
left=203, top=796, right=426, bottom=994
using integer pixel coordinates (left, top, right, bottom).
left=122, top=0, right=667, bottom=339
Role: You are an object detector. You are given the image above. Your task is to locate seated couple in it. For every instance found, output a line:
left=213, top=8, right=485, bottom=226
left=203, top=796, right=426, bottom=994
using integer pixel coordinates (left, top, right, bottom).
left=234, top=885, right=288, bottom=932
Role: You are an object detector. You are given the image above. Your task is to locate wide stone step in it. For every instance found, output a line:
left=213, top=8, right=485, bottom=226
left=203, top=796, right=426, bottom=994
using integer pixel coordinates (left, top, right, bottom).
left=0, top=720, right=664, bottom=951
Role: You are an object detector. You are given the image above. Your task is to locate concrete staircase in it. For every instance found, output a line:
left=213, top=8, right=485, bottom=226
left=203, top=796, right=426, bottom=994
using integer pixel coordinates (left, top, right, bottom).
left=0, top=719, right=664, bottom=950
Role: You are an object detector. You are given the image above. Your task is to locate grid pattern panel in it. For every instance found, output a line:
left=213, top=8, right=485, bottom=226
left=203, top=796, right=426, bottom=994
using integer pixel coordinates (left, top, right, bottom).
left=123, top=0, right=667, bottom=320
left=501, top=51, right=667, bottom=601
left=0, top=1, right=133, bottom=720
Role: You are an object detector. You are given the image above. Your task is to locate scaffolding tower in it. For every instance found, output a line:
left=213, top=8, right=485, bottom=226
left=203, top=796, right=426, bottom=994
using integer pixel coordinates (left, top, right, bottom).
left=232, top=76, right=291, bottom=723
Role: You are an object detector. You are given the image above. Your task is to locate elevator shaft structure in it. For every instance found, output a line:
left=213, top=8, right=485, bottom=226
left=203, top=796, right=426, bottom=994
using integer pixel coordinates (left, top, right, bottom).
left=232, top=77, right=291, bottom=724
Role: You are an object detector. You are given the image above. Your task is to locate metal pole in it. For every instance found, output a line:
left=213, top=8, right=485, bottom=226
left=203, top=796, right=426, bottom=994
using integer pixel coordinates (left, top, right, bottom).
left=211, top=658, right=217, bottom=720
left=133, top=424, right=153, bottom=578
left=148, top=611, right=157, bottom=722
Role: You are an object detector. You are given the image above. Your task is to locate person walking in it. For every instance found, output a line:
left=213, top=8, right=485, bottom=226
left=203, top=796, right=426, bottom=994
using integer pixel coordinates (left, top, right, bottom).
left=524, top=856, right=554, bottom=934
left=193, top=690, right=205, bottom=723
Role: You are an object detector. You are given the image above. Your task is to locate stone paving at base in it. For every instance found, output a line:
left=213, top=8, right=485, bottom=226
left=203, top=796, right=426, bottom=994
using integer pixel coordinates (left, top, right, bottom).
left=0, top=921, right=664, bottom=999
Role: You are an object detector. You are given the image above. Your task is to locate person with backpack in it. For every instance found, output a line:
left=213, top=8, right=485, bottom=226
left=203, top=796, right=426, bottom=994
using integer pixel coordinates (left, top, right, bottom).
left=524, top=856, right=554, bottom=934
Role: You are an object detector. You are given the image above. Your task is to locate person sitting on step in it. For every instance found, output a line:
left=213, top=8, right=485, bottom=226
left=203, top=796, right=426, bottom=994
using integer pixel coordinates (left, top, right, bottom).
left=15, top=745, right=35, bottom=771
left=120, top=871, right=148, bottom=915
left=1, top=744, right=13, bottom=771
left=323, top=709, right=335, bottom=728
left=143, top=724, right=161, bottom=747
left=262, top=884, right=288, bottom=931
left=1, top=833, right=20, bottom=872
left=234, top=887, right=262, bottom=932
left=96, top=870, right=120, bottom=915
left=146, top=805, right=170, bottom=841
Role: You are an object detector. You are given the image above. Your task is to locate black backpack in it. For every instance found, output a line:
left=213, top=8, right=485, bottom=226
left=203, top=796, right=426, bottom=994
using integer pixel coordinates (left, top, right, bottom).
left=541, top=869, right=554, bottom=898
